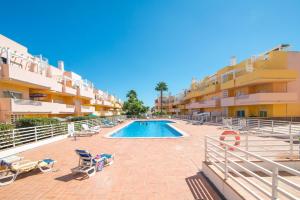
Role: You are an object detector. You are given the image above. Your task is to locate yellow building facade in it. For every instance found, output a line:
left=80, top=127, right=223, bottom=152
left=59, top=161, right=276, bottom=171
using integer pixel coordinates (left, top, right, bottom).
left=0, top=34, right=122, bottom=123
left=164, top=45, right=300, bottom=118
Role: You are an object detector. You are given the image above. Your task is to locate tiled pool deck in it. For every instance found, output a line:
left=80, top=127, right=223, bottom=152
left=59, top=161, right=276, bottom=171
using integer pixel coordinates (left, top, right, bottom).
left=0, top=120, right=224, bottom=200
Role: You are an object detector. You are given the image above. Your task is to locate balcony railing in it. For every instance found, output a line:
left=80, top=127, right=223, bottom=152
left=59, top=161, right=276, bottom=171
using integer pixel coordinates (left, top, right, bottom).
left=0, top=116, right=125, bottom=151
left=184, top=90, right=201, bottom=100
left=220, top=97, right=235, bottom=107
left=220, top=79, right=235, bottom=90
left=0, top=98, right=75, bottom=114
left=63, top=85, right=77, bottom=96
left=186, top=99, right=218, bottom=109
left=94, top=110, right=114, bottom=116
left=221, top=92, right=298, bottom=106
left=78, top=87, right=94, bottom=99
left=103, top=100, right=113, bottom=107
left=202, top=84, right=219, bottom=95
left=220, top=69, right=298, bottom=90
left=81, top=105, right=95, bottom=113
left=235, top=69, right=298, bottom=87
left=1, top=64, right=63, bottom=92
left=205, top=134, right=300, bottom=200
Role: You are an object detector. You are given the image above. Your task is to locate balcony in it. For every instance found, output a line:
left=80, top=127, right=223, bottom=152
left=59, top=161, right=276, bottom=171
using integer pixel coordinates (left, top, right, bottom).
left=0, top=98, right=75, bottom=114
left=221, top=92, right=298, bottom=107
left=78, top=87, right=94, bottom=99
left=90, top=99, right=115, bottom=107
left=95, top=110, right=114, bottom=116
left=114, top=103, right=122, bottom=109
left=186, top=100, right=218, bottom=109
left=63, top=85, right=77, bottom=96
left=184, top=90, right=201, bottom=100
left=1, top=64, right=63, bottom=92
left=170, top=108, right=180, bottom=113
left=103, top=100, right=113, bottom=107
left=108, top=95, right=115, bottom=102
left=221, top=97, right=235, bottom=107
left=220, top=69, right=297, bottom=89
left=81, top=105, right=95, bottom=113
left=235, top=69, right=298, bottom=87
left=220, top=79, right=235, bottom=90
left=90, top=99, right=102, bottom=105
left=235, top=92, right=298, bottom=105
left=178, top=105, right=186, bottom=109
left=186, top=101, right=206, bottom=109
left=202, top=84, right=219, bottom=95
left=205, top=99, right=218, bottom=107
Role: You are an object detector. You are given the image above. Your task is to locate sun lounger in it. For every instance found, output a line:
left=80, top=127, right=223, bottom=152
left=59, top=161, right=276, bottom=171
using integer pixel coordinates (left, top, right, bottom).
left=81, top=124, right=101, bottom=134
left=192, top=119, right=204, bottom=125
left=73, top=124, right=100, bottom=137
left=101, top=120, right=116, bottom=128
left=0, top=157, right=56, bottom=186
left=117, top=119, right=124, bottom=123
left=74, top=131, right=94, bottom=137
left=72, top=149, right=114, bottom=178
left=72, top=149, right=100, bottom=177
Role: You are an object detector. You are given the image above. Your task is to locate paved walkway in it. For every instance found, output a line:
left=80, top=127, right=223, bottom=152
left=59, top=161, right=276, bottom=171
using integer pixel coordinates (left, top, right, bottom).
left=0, top=120, right=225, bottom=200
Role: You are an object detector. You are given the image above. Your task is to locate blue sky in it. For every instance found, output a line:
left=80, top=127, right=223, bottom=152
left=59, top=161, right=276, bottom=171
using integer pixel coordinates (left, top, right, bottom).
left=2, top=0, right=300, bottom=106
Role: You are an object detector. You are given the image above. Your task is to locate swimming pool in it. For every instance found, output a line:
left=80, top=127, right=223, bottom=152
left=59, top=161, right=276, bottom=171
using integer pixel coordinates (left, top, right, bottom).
left=108, top=120, right=184, bottom=138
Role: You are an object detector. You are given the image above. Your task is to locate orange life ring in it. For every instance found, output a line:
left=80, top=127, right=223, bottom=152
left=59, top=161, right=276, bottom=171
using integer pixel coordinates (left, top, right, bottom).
left=219, top=130, right=240, bottom=151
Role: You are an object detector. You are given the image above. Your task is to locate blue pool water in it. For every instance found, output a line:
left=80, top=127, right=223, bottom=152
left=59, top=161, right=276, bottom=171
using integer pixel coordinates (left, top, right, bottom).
left=110, top=120, right=183, bottom=138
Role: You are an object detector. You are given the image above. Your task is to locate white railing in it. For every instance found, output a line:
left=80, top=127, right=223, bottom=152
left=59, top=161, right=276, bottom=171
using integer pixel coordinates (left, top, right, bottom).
left=0, top=116, right=126, bottom=151
left=81, top=105, right=95, bottom=113
left=174, top=115, right=300, bottom=136
left=205, top=135, right=300, bottom=200
left=0, top=123, right=68, bottom=150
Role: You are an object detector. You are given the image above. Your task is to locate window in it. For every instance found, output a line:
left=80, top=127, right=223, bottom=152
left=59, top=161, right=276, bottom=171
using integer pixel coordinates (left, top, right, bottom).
left=259, top=111, right=267, bottom=118
left=3, top=91, right=23, bottom=99
left=236, top=110, right=245, bottom=117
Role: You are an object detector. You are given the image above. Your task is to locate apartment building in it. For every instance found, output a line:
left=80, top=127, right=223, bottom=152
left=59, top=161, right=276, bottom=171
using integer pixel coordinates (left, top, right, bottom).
left=0, top=34, right=122, bottom=123
left=161, top=44, right=300, bottom=118
left=154, top=95, right=175, bottom=113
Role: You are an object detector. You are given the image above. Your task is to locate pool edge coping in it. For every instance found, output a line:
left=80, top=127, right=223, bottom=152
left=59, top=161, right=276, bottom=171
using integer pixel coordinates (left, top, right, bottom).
left=103, top=120, right=189, bottom=139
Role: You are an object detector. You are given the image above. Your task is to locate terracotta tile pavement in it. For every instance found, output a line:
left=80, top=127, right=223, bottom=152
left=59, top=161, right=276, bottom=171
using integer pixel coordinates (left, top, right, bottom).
left=0, top=120, right=225, bottom=200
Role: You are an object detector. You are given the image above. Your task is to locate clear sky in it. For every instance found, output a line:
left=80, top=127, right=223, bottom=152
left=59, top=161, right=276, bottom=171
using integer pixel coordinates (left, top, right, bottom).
left=2, top=0, right=300, bottom=106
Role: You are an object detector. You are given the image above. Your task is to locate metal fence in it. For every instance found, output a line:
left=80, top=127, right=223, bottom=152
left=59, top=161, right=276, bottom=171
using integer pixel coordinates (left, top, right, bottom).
left=173, top=115, right=300, bottom=136
left=0, top=116, right=126, bottom=151
left=205, top=135, right=300, bottom=200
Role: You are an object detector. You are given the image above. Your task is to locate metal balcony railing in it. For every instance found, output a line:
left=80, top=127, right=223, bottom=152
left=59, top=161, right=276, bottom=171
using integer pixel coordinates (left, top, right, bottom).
left=205, top=135, right=300, bottom=199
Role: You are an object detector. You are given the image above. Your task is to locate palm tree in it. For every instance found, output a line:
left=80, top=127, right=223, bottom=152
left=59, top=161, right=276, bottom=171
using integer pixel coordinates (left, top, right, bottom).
left=155, top=82, right=168, bottom=114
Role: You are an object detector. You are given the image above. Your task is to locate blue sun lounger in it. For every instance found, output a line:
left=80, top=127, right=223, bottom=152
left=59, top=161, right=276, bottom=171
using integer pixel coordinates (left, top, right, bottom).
left=72, top=150, right=114, bottom=177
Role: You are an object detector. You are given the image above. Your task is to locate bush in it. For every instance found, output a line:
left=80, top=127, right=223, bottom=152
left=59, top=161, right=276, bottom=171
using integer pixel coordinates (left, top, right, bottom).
left=68, top=115, right=97, bottom=122
left=153, top=111, right=167, bottom=116
left=15, top=117, right=60, bottom=128
left=0, top=124, right=14, bottom=131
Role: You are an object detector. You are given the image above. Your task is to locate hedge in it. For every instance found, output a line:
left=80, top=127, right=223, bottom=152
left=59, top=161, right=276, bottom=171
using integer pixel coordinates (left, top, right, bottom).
left=68, top=115, right=98, bottom=122
left=15, top=117, right=60, bottom=128
left=0, top=124, right=14, bottom=131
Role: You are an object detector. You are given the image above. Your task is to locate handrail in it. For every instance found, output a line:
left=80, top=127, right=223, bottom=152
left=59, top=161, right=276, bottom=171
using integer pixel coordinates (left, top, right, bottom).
left=205, top=135, right=300, bottom=200
left=174, top=115, right=300, bottom=135
left=0, top=116, right=126, bottom=151
left=207, top=136, right=300, bottom=176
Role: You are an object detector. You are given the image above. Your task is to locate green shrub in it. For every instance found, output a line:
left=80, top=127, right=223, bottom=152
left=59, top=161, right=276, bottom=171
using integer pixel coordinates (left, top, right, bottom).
left=68, top=115, right=97, bottom=122
left=153, top=111, right=167, bottom=116
left=15, top=117, right=60, bottom=128
left=0, top=124, right=14, bottom=131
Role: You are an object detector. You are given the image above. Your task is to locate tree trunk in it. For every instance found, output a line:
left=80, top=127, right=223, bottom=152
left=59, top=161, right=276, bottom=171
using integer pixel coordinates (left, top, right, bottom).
left=160, top=90, right=163, bottom=114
